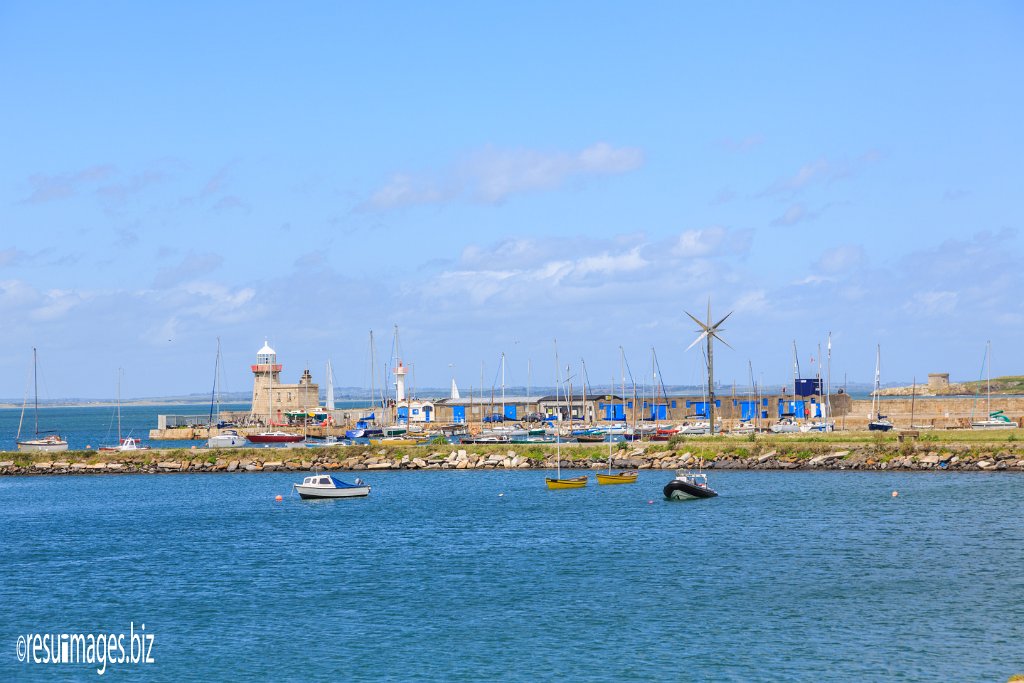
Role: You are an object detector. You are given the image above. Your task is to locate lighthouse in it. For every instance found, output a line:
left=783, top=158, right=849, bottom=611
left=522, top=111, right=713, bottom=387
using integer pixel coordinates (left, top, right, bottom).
left=393, top=361, right=408, bottom=402
left=251, top=340, right=282, bottom=424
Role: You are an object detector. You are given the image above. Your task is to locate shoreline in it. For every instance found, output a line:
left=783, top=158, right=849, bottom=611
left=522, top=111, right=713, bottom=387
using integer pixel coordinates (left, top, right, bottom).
left=3, top=440, right=1023, bottom=476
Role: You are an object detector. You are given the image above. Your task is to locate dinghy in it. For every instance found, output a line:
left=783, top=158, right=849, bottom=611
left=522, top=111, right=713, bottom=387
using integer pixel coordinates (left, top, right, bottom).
left=663, top=470, right=718, bottom=500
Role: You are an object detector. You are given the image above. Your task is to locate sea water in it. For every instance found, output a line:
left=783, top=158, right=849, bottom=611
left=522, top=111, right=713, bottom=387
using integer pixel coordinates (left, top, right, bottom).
left=0, top=402, right=376, bottom=450
left=2, top=469, right=1022, bottom=681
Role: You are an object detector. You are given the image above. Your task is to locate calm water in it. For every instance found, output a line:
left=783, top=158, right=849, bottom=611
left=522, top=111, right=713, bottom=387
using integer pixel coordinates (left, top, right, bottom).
left=2, top=469, right=1023, bottom=681
left=0, top=403, right=369, bottom=451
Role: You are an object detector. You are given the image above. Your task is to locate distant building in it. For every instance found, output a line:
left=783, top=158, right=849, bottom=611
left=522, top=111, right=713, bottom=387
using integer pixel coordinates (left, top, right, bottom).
left=249, top=341, right=319, bottom=424
left=928, top=373, right=950, bottom=392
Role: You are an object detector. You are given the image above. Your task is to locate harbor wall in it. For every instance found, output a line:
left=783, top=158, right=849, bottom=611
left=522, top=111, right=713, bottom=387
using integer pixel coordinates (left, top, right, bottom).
left=3, top=440, right=1024, bottom=476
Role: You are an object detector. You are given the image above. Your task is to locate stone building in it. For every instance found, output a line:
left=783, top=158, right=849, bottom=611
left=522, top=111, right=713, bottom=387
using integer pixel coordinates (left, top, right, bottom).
left=249, top=341, right=319, bottom=425
left=928, top=373, right=950, bottom=392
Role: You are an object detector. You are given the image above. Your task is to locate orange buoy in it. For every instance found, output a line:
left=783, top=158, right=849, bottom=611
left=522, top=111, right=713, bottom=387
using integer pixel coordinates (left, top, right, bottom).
left=275, top=495, right=283, bottom=502
left=891, top=490, right=899, bottom=498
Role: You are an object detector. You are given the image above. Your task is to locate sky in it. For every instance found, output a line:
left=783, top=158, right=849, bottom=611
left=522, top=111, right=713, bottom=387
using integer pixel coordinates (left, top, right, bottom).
left=1, top=1, right=1022, bottom=399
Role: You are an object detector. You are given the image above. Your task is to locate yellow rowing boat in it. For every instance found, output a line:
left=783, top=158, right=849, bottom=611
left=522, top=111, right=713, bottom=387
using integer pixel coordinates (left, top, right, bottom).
left=596, top=471, right=638, bottom=485
left=545, top=475, right=589, bottom=490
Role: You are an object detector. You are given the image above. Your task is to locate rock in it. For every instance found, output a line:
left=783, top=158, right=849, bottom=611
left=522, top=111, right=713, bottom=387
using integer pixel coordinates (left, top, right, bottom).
left=920, top=454, right=940, bottom=465
left=458, top=449, right=467, bottom=459
left=977, top=460, right=994, bottom=470
left=0, top=461, right=13, bottom=468
left=244, top=464, right=260, bottom=471
left=33, top=462, right=53, bottom=470
left=107, top=463, right=124, bottom=470
left=757, top=451, right=776, bottom=464
left=367, top=462, right=392, bottom=470
left=227, top=460, right=239, bottom=472
left=158, top=461, right=180, bottom=470
left=264, top=461, right=283, bottom=471
left=412, top=458, right=427, bottom=468
left=86, top=463, right=107, bottom=471
left=456, top=460, right=469, bottom=469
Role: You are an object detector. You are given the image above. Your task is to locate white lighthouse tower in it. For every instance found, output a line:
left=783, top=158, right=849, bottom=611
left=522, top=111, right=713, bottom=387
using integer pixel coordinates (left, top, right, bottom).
left=393, top=361, right=408, bottom=402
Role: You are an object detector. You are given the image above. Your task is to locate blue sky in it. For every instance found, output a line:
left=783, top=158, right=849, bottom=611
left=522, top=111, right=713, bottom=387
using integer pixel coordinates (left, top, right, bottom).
left=1, top=1, right=1022, bottom=398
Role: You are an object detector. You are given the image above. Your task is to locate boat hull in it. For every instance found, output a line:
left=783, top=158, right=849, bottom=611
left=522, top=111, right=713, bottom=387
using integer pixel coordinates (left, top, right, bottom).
left=247, top=432, right=305, bottom=443
left=867, top=422, right=894, bottom=432
left=663, top=479, right=718, bottom=500
left=295, top=485, right=371, bottom=499
left=545, top=476, right=588, bottom=489
left=17, top=439, right=68, bottom=453
left=971, top=421, right=1018, bottom=430
left=596, top=472, right=637, bottom=485
left=207, top=433, right=246, bottom=448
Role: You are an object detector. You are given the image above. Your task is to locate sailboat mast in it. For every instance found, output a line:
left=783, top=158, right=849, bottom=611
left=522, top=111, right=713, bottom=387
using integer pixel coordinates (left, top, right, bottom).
left=826, top=333, right=832, bottom=425
left=501, top=352, right=506, bottom=422
left=116, top=368, right=122, bottom=442
left=33, top=347, right=39, bottom=435
left=987, top=340, right=992, bottom=416
left=554, top=339, right=561, bottom=479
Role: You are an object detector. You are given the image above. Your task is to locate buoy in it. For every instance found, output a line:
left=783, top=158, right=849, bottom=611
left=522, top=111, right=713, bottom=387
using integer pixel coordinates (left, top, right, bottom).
left=648, top=500, right=654, bottom=504
left=498, top=493, right=504, bottom=497
left=892, top=490, right=899, bottom=497
left=275, top=495, right=283, bottom=501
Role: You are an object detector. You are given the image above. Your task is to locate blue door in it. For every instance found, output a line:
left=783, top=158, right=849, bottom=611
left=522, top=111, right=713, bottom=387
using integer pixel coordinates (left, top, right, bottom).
left=453, top=406, right=466, bottom=424
left=397, top=406, right=408, bottom=424
left=649, top=404, right=667, bottom=420
left=423, top=406, right=432, bottom=422
left=504, top=404, right=517, bottom=420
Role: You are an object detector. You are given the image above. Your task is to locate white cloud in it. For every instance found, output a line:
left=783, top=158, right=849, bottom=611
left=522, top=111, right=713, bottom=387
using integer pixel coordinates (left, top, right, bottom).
left=671, top=226, right=751, bottom=258
left=360, top=142, right=644, bottom=210
left=905, top=290, right=958, bottom=315
left=815, top=245, right=865, bottom=274
left=771, top=204, right=817, bottom=227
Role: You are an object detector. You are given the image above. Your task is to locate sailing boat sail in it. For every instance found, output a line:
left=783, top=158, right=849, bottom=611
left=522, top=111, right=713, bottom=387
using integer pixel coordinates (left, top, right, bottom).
left=16, top=348, right=68, bottom=452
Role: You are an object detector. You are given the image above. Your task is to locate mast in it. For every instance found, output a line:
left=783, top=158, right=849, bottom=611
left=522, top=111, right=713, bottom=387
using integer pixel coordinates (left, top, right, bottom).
left=581, top=358, right=587, bottom=427
left=501, top=351, right=506, bottom=423
left=910, top=376, right=916, bottom=428
left=554, top=338, right=561, bottom=479
left=116, top=368, right=122, bottom=442
left=987, top=340, right=992, bottom=416
left=368, top=330, right=377, bottom=424
left=33, top=347, right=39, bottom=435
left=325, top=360, right=335, bottom=411
left=826, top=333, right=832, bottom=427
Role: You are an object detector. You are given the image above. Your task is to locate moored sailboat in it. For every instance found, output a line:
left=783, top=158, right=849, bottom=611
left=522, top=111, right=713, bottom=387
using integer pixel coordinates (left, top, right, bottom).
left=972, top=341, right=1018, bottom=429
left=16, top=348, right=68, bottom=453
left=868, top=345, right=894, bottom=431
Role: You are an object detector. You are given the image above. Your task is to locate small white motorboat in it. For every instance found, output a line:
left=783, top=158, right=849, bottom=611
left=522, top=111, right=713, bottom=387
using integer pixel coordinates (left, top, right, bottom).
left=294, top=474, right=371, bottom=499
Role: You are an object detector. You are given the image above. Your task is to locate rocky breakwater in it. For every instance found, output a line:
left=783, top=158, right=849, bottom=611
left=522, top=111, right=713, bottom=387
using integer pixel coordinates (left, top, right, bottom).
left=3, top=442, right=1024, bottom=476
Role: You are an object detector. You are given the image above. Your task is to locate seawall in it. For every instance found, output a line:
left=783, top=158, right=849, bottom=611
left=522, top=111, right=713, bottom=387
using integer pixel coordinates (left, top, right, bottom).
left=3, top=440, right=1023, bottom=476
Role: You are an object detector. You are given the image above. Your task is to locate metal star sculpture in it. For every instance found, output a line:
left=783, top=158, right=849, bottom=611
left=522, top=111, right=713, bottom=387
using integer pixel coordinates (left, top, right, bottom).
left=685, top=301, right=733, bottom=436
